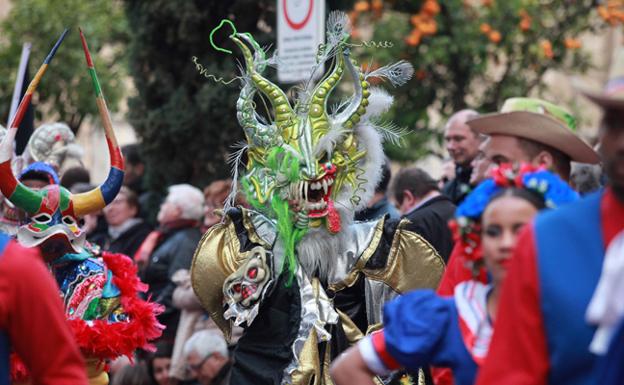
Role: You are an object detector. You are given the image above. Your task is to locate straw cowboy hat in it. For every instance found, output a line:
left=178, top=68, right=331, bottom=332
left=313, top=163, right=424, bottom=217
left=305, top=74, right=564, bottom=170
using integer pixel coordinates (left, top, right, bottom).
left=467, top=97, right=600, bottom=164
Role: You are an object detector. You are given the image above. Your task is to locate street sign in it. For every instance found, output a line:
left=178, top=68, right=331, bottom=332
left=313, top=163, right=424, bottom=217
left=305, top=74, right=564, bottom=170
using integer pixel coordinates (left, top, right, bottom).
left=277, top=0, right=325, bottom=83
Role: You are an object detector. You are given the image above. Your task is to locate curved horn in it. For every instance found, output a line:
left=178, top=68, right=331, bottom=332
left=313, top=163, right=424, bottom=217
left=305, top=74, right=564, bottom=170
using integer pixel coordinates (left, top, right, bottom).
left=0, top=128, right=43, bottom=213
left=308, top=47, right=346, bottom=141
left=231, top=34, right=296, bottom=134
left=235, top=37, right=276, bottom=147
left=71, top=29, right=124, bottom=217
left=0, top=29, right=68, bottom=214
left=332, top=56, right=369, bottom=129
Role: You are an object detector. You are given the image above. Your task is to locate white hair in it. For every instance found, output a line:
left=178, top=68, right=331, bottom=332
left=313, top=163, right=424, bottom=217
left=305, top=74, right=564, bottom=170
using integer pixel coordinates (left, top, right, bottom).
left=296, top=205, right=353, bottom=280
left=183, top=330, right=229, bottom=359
left=167, top=184, right=204, bottom=221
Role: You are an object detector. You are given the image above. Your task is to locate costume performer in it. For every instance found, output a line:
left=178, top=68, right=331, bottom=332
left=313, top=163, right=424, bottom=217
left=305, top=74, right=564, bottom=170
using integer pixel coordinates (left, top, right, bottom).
left=330, top=165, right=577, bottom=385
left=1, top=30, right=163, bottom=385
left=476, top=86, right=624, bottom=384
left=0, top=120, right=82, bottom=233
left=191, top=12, right=445, bottom=385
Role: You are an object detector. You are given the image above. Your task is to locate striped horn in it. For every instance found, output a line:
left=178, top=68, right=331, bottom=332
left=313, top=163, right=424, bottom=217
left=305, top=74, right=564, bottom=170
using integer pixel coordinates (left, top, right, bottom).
left=0, top=29, right=68, bottom=214
left=71, top=29, right=124, bottom=217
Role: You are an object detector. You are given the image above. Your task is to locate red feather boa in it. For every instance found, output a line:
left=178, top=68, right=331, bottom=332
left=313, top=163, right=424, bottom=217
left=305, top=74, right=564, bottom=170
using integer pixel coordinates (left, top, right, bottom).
left=11, top=252, right=164, bottom=382
left=68, top=252, right=164, bottom=359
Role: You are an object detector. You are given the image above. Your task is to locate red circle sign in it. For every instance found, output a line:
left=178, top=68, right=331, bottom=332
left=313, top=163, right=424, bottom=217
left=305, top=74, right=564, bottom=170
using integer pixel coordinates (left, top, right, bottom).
left=283, top=0, right=314, bottom=30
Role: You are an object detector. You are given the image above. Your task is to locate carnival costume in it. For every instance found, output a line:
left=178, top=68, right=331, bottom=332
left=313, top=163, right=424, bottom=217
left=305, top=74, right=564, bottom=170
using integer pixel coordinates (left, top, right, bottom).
left=358, top=165, right=578, bottom=385
left=0, top=113, right=82, bottom=236
left=478, top=188, right=624, bottom=384
left=191, top=12, right=444, bottom=385
left=1, top=30, right=163, bottom=385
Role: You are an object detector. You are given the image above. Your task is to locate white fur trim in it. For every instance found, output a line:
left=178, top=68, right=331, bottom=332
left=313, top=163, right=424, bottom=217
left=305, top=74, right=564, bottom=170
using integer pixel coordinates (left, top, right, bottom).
left=586, top=230, right=624, bottom=354
left=358, top=335, right=391, bottom=375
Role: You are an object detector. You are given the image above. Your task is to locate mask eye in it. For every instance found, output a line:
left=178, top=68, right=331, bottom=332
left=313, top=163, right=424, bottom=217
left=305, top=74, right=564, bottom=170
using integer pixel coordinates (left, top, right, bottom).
left=32, top=214, right=52, bottom=224
left=63, top=216, right=77, bottom=226
left=246, top=267, right=258, bottom=279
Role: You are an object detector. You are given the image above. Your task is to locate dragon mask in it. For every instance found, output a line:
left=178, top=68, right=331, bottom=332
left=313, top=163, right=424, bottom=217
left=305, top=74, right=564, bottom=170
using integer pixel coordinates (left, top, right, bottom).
left=222, top=12, right=412, bottom=236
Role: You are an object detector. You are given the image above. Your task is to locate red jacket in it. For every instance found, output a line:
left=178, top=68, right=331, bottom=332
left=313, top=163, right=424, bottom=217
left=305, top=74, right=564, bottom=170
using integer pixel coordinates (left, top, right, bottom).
left=0, top=240, right=87, bottom=385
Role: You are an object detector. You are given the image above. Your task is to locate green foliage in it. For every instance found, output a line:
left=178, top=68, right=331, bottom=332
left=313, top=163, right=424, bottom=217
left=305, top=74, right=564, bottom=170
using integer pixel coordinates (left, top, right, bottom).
left=0, top=0, right=128, bottom=132
left=125, top=0, right=277, bottom=197
left=352, top=0, right=603, bottom=161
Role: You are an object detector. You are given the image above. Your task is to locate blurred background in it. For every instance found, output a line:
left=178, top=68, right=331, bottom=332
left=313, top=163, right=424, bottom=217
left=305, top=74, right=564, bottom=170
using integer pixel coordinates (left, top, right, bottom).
left=0, top=0, right=619, bottom=205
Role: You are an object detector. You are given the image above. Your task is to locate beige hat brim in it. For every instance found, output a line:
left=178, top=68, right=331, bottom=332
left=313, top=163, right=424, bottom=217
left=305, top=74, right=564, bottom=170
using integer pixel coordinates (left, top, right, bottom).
left=467, top=111, right=600, bottom=164
left=572, top=77, right=624, bottom=110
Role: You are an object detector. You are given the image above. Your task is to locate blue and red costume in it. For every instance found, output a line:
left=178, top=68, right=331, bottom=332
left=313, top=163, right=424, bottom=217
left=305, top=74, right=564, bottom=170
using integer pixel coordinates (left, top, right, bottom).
left=477, top=188, right=624, bottom=385
left=359, top=289, right=479, bottom=385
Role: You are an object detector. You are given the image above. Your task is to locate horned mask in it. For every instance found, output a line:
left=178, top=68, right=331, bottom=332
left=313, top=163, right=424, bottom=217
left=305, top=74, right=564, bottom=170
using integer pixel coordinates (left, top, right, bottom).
left=224, top=12, right=413, bottom=235
left=0, top=30, right=124, bottom=255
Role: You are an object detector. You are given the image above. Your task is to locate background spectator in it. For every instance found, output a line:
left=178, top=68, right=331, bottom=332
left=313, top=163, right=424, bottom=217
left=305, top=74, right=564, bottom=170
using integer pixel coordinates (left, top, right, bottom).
left=122, top=143, right=146, bottom=195
left=570, top=162, right=603, bottom=195
left=392, top=167, right=456, bottom=261
left=146, top=341, right=174, bottom=385
left=438, top=157, right=456, bottom=191
left=103, top=186, right=152, bottom=257
left=138, top=184, right=204, bottom=342
left=183, top=330, right=231, bottom=385
left=60, top=166, right=91, bottom=190
left=443, top=109, right=482, bottom=204
left=355, top=159, right=400, bottom=221
left=110, top=363, right=151, bottom=385
left=170, top=269, right=215, bottom=382
left=202, top=179, right=233, bottom=232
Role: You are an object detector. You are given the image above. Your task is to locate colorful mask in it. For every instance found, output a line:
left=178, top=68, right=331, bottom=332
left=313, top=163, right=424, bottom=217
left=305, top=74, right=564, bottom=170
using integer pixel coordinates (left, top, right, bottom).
left=0, top=30, right=124, bottom=256
left=222, top=13, right=413, bottom=237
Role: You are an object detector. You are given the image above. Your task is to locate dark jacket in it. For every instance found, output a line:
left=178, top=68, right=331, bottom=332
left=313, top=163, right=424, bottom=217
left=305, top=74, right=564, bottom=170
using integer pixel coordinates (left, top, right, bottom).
left=403, top=195, right=456, bottom=262
left=355, top=196, right=400, bottom=222
left=86, top=215, right=109, bottom=249
left=104, top=220, right=152, bottom=258
left=442, top=165, right=473, bottom=205
left=212, top=361, right=232, bottom=385
left=141, top=224, right=202, bottom=340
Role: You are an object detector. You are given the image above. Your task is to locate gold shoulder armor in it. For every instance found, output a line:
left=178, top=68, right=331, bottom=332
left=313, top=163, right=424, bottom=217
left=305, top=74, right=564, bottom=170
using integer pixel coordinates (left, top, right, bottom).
left=362, top=218, right=445, bottom=293
left=191, top=217, right=245, bottom=338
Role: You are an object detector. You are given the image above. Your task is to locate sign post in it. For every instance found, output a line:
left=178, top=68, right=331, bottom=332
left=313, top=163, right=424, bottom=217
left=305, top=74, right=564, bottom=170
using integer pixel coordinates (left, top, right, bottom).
left=277, top=0, right=325, bottom=83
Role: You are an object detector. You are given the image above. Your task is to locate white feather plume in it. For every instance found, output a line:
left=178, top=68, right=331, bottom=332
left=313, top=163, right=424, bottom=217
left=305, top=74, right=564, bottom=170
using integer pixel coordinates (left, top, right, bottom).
left=222, top=142, right=248, bottom=217
left=361, top=87, right=394, bottom=121
left=365, top=60, right=414, bottom=87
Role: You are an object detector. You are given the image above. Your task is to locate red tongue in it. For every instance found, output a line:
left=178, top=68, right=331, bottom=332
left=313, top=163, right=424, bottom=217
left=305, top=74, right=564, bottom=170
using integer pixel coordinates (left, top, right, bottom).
left=326, top=200, right=341, bottom=234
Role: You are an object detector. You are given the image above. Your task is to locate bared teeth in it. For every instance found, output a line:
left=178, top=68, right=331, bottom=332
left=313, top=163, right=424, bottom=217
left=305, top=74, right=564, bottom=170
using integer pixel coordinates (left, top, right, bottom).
left=306, top=201, right=328, bottom=211
left=304, top=181, right=309, bottom=203
left=322, top=179, right=328, bottom=195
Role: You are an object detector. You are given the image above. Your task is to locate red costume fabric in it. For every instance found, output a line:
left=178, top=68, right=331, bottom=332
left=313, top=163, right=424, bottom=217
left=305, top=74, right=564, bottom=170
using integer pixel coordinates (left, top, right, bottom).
left=0, top=241, right=87, bottom=385
left=477, top=189, right=624, bottom=384
left=435, top=237, right=487, bottom=385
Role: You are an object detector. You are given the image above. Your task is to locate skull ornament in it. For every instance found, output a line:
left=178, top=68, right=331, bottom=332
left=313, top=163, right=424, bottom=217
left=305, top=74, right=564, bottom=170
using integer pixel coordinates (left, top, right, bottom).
left=223, top=246, right=272, bottom=308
